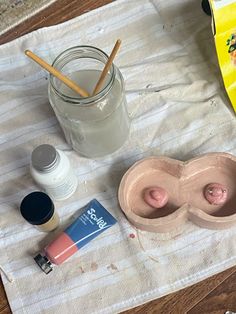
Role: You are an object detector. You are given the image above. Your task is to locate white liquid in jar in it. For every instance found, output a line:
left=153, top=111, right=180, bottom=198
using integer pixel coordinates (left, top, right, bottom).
left=50, top=69, right=130, bottom=158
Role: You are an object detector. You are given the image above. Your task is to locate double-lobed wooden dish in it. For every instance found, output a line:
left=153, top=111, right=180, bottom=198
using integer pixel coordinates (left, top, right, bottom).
left=118, top=152, right=236, bottom=232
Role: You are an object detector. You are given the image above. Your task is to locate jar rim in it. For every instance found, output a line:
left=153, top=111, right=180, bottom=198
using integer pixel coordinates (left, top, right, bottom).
left=50, top=45, right=115, bottom=105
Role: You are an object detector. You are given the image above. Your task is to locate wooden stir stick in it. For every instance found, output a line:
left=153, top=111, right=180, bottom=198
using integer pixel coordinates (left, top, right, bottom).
left=92, top=39, right=121, bottom=96
left=25, top=50, right=89, bottom=97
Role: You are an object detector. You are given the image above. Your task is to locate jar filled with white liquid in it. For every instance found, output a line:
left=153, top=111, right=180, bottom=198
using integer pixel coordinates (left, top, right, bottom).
left=48, top=46, right=130, bottom=158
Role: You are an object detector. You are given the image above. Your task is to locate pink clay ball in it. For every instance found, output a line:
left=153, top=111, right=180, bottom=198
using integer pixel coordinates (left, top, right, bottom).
left=204, top=183, right=228, bottom=205
left=143, top=187, right=168, bottom=208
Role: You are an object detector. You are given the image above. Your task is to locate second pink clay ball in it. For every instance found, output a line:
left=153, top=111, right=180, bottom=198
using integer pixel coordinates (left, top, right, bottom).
left=204, top=183, right=228, bottom=205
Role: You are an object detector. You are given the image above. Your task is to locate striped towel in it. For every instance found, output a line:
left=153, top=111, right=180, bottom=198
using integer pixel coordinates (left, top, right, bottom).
left=1, top=0, right=236, bottom=313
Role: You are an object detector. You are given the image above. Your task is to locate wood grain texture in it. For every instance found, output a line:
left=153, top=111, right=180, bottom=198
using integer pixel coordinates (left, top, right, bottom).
left=122, top=267, right=236, bottom=314
left=0, top=278, right=10, bottom=314
left=0, top=1, right=236, bottom=313
left=0, top=0, right=113, bottom=45
left=189, top=271, right=236, bottom=314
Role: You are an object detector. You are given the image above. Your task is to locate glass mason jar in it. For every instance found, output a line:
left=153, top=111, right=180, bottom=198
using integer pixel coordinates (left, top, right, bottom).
left=48, top=46, right=130, bottom=158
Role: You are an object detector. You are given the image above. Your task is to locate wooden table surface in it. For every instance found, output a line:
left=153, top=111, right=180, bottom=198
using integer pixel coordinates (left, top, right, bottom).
left=0, top=1, right=236, bottom=313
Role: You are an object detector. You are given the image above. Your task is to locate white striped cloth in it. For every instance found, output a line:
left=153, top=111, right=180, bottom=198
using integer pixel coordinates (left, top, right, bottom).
left=0, top=0, right=57, bottom=36
left=1, top=0, right=236, bottom=313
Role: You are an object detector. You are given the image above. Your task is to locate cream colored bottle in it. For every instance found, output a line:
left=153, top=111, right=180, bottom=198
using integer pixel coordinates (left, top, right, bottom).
left=20, top=191, right=59, bottom=232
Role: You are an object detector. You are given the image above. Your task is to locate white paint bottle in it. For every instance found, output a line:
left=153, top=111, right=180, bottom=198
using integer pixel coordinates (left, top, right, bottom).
left=30, top=144, right=78, bottom=201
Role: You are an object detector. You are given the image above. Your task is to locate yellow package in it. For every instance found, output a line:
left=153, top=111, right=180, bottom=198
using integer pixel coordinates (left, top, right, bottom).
left=209, top=0, right=236, bottom=112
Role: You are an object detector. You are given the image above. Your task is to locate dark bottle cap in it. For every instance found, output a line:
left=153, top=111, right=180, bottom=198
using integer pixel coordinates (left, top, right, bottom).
left=34, top=254, right=53, bottom=274
left=31, top=144, right=59, bottom=172
left=20, top=191, right=54, bottom=225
